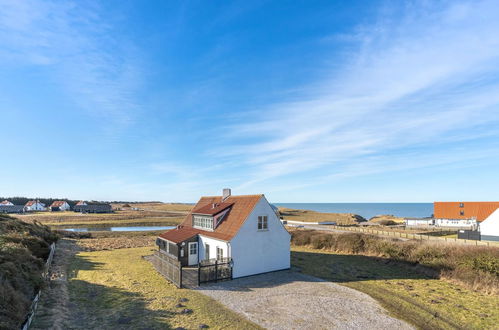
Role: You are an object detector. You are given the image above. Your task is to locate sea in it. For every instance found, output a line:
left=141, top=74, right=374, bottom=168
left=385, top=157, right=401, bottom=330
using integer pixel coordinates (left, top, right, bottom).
left=274, top=203, right=433, bottom=220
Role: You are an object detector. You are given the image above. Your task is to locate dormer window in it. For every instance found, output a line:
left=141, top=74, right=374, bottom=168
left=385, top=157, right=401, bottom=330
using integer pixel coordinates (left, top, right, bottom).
left=193, top=215, right=214, bottom=230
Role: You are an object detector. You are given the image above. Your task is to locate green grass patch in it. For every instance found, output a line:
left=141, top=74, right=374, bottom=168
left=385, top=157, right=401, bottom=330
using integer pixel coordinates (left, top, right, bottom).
left=67, top=247, right=259, bottom=329
left=292, top=246, right=499, bottom=329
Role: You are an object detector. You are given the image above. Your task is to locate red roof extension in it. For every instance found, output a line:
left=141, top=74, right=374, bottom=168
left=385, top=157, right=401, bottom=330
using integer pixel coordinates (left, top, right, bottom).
left=159, top=194, right=262, bottom=243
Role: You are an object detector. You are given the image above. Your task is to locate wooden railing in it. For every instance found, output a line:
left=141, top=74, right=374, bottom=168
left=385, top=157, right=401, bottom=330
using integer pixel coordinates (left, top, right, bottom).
left=21, top=242, right=56, bottom=330
left=198, top=258, right=233, bottom=285
left=290, top=224, right=499, bottom=247
left=151, top=251, right=182, bottom=288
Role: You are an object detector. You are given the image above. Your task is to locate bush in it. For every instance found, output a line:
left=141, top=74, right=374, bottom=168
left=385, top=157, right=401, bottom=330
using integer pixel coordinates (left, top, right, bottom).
left=290, top=230, right=499, bottom=293
left=0, top=215, right=58, bottom=329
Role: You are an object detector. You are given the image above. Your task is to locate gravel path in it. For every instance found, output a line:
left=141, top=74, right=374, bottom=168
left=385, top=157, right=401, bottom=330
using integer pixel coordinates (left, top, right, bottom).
left=197, top=270, right=414, bottom=330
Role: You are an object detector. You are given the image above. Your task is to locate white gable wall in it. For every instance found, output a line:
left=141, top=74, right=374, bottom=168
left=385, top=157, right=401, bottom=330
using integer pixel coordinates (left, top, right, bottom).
left=59, top=202, right=70, bottom=211
left=230, top=196, right=290, bottom=278
left=198, top=235, right=229, bottom=261
left=479, top=208, right=499, bottom=241
left=26, top=202, right=45, bottom=211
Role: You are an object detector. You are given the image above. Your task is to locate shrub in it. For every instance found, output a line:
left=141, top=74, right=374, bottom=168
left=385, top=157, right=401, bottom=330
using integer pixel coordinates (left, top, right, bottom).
left=0, top=215, right=58, bottom=329
left=290, top=229, right=499, bottom=293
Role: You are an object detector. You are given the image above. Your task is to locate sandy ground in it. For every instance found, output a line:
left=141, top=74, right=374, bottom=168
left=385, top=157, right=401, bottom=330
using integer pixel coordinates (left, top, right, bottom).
left=31, top=239, right=79, bottom=330
left=197, top=270, right=414, bottom=330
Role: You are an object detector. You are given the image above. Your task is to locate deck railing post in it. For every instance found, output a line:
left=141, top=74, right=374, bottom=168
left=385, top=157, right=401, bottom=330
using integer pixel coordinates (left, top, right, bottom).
left=215, top=260, right=218, bottom=283
left=197, top=264, right=201, bottom=286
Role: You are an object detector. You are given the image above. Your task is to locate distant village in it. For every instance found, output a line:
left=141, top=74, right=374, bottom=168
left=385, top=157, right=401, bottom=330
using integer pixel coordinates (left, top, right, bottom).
left=0, top=199, right=113, bottom=214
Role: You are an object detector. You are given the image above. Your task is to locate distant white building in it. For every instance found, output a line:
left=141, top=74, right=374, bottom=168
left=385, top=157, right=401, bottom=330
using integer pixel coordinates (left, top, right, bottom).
left=404, top=218, right=434, bottom=226
left=50, top=201, right=71, bottom=211
left=25, top=200, right=46, bottom=211
left=0, top=200, right=14, bottom=206
left=434, top=218, right=476, bottom=229
left=76, top=201, right=87, bottom=206
left=479, top=209, right=499, bottom=242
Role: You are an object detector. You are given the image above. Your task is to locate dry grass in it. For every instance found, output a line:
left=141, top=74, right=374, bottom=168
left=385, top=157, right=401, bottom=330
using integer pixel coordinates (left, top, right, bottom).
left=0, top=214, right=58, bottom=329
left=279, top=207, right=366, bottom=224
left=113, top=202, right=194, bottom=213
left=65, top=247, right=259, bottom=329
left=76, top=233, right=158, bottom=251
left=292, top=246, right=499, bottom=329
left=291, top=230, right=499, bottom=295
left=16, top=209, right=184, bottom=223
left=368, top=214, right=405, bottom=224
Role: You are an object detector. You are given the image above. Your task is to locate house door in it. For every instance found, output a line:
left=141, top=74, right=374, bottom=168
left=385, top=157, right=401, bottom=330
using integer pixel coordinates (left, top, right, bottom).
left=188, top=242, right=198, bottom=266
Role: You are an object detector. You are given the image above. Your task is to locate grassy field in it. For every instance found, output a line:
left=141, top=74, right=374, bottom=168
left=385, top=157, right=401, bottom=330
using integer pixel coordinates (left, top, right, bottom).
left=16, top=209, right=185, bottom=232
left=292, top=246, right=499, bottom=329
left=44, top=216, right=183, bottom=228
left=113, top=202, right=194, bottom=213
left=279, top=207, right=366, bottom=224
left=67, top=247, right=259, bottom=329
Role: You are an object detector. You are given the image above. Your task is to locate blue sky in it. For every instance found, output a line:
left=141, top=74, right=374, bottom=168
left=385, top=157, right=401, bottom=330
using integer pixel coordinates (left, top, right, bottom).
left=1, top=0, right=499, bottom=203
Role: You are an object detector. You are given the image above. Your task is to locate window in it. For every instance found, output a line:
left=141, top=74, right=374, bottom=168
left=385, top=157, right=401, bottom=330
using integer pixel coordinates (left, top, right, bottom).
left=258, top=216, right=268, bottom=230
left=193, top=215, right=214, bottom=230
left=460, top=210, right=464, bottom=216
left=216, top=247, right=223, bottom=260
left=189, top=242, right=197, bottom=255
left=205, top=243, right=210, bottom=259
left=459, top=203, right=464, bottom=208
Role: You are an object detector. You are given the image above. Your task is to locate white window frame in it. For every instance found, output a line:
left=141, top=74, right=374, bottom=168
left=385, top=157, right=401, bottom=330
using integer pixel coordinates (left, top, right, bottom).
left=189, top=242, right=198, bottom=255
left=216, top=247, right=223, bottom=260
left=257, top=215, right=268, bottom=231
left=205, top=243, right=210, bottom=260
left=193, top=215, right=214, bottom=230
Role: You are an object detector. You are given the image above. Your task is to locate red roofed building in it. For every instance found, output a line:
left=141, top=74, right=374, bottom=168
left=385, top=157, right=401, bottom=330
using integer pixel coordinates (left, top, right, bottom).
left=156, top=189, right=290, bottom=280
left=433, top=201, right=499, bottom=228
left=49, top=201, right=71, bottom=211
left=25, top=200, right=46, bottom=211
left=0, top=200, right=13, bottom=206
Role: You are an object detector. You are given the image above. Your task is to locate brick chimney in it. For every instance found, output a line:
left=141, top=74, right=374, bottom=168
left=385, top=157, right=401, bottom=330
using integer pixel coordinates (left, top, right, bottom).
left=222, top=188, right=231, bottom=201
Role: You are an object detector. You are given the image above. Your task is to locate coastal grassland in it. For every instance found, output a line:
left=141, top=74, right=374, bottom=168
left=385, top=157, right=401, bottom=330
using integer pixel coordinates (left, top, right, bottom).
left=279, top=207, right=366, bottom=224
left=292, top=246, right=499, bottom=329
left=0, top=214, right=58, bottom=329
left=17, top=209, right=184, bottom=223
left=75, top=231, right=160, bottom=251
left=45, top=216, right=183, bottom=228
left=112, top=202, right=194, bottom=213
left=291, top=230, right=499, bottom=293
left=67, top=247, right=259, bottom=329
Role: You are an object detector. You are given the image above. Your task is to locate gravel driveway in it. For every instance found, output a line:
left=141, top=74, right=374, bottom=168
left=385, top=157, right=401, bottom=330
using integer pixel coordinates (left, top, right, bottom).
left=196, top=270, right=413, bottom=330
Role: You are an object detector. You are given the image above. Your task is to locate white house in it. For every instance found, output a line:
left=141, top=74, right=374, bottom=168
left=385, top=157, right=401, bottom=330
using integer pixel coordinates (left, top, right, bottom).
left=479, top=208, right=499, bottom=242
left=434, top=218, right=477, bottom=229
left=157, top=189, right=290, bottom=279
left=76, top=201, right=87, bottom=206
left=25, top=200, right=46, bottom=211
left=0, top=200, right=14, bottom=206
left=404, top=217, right=434, bottom=226
left=50, top=201, right=71, bottom=211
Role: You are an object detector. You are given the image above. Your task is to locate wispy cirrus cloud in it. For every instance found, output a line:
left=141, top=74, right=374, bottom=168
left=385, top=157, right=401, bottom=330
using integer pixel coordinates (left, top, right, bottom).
left=0, top=0, right=142, bottom=127
left=213, top=0, right=499, bottom=190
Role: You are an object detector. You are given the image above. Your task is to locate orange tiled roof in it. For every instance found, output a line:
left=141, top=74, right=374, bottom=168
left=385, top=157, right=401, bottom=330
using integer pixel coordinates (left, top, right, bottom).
left=159, top=226, right=201, bottom=243
left=50, top=201, right=67, bottom=207
left=434, top=202, right=499, bottom=222
left=192, top=202, right=234, bottom=215
left=25, top=200, right=37, bottom=206
left=159, top=194, right=262, bottom=242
